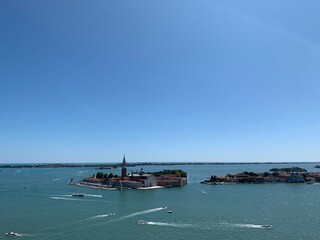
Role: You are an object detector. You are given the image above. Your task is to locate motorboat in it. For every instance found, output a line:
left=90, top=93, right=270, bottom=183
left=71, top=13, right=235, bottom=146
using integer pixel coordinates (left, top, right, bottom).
left=261, top=225, right=272, bottom=228
left=72, top=193, right=85, bottom=197
left=168, top=210, right=173, bottom=213
left=138, top=220, right=148, bottom=224
left=5, top=232, right=19, bottom=237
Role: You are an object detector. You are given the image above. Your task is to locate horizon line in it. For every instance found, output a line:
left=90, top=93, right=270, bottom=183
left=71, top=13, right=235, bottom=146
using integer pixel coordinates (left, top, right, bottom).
left=1, top=161, right=319, bottom=165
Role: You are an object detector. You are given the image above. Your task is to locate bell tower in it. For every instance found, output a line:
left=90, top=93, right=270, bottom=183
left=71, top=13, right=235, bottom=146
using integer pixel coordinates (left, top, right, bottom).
left=121, top=154, right=127, bottom=179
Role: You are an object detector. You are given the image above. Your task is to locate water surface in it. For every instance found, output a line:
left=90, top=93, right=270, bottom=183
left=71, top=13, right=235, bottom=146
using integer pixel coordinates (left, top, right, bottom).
left=1, top=163, right=320, bottom=240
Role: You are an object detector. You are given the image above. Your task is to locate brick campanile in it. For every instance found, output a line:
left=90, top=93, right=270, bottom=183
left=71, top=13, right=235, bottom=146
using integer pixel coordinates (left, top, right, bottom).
left=121, top=154, right=127, bottom=179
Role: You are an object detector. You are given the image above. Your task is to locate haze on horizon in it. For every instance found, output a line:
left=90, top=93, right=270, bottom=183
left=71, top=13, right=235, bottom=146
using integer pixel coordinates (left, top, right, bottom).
left=1, top=0, right=319, bottom=164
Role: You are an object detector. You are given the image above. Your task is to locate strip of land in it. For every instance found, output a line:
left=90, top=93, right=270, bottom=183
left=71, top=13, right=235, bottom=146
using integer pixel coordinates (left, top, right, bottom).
left=1, top=162, right=319, bottom=168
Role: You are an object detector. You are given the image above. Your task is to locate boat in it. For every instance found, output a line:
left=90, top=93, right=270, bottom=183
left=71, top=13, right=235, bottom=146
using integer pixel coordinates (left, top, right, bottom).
left=168, top=210, right=173, bottom=213
left=5, top=232, right=19, bottom=237
left=72, top=193, right=85, bottom=197
left=261, top=225, right=272, bottom=228
left=138, top=220, right=148, bottom=224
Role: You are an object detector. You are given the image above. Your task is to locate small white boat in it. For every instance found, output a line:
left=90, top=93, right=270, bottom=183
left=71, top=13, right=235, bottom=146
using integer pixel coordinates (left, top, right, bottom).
left=261, top=225, right=272, bottom=228
left=168, top=210, right=173, bottom=213
left=72, top=193, right=84, bottom=197
left=138, top=220, right=148, bottom=224
left=5, top=232, right=19, bottom=237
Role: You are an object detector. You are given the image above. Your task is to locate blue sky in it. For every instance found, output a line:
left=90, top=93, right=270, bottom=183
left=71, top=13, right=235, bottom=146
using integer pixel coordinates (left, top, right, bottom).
left=1, top=0, right=319, bottom=163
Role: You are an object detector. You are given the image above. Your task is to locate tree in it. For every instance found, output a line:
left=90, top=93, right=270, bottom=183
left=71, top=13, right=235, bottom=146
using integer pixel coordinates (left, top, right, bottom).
left=96, top=172, right=104, bottom=179
left=210, top=175, right=217, bottom=182
left=179, top=170, right=187, bottom=178
left=104, top=173, right=109, bottom=179
left=248, top=172, right=258, bottom=177
left=263, top=172, right=269, bottom=177
left=174, top=170, right=181, bottom=177
left=108, top=173, right=114, bottom=178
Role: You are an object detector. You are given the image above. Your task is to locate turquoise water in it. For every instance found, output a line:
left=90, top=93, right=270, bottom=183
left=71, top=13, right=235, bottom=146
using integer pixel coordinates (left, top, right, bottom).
left=1, top=163, right=320, bottom=239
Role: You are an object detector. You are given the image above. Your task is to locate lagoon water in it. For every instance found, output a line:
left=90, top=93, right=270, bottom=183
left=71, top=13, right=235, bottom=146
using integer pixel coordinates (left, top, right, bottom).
left=1, top=163, right=320, bottom=240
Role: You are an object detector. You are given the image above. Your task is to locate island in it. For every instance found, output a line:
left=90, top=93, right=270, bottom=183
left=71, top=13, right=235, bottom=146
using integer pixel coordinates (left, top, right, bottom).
left=71, top=155, right=187, bottom=190
left=201, top=167, right=320, bottom=185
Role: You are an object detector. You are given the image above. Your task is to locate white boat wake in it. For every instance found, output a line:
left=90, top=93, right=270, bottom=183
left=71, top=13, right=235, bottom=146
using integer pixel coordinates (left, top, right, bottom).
left=52, top=178, right=63, bottom=181
left=5, top=232, right=39, bottom=237
left=50, top=196, right=82, bottom=201
left=84, top=194, right=103, bottom=198
left=54, top=194, right=73, bottom=197
left=221, top=223, right=271, bottom=229
left=117, top=207, right=165, bottom=221
left=89, top=213, right=116, bottom=219
left=144, top=221, right=194, bottom=228
left=51, top=194, right=104, bottom=198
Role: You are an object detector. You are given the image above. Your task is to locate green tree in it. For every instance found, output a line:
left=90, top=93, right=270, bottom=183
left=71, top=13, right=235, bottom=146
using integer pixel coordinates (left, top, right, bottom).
left=108, top=173, right=114, bottom=178
left=96, top=172, right=104, bottom=179
left=210, top=175, right=217, bottom=182
left=248, top=172, right=258, bottom=177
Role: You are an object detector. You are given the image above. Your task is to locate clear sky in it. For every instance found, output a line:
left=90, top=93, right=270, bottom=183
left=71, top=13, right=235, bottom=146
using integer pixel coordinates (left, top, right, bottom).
left=1, top=0, right=319, bottom=163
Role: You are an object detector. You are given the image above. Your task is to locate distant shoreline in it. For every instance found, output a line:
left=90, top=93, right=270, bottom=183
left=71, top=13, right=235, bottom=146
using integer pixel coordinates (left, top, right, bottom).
left=0, top=162, right=319, bottom=169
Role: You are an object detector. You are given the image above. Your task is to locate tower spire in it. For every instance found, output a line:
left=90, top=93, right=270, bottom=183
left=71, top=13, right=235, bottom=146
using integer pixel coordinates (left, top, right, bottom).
left=122, top=154, right=126, bottom=166
left=121, top=154, right=127, bottom=179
